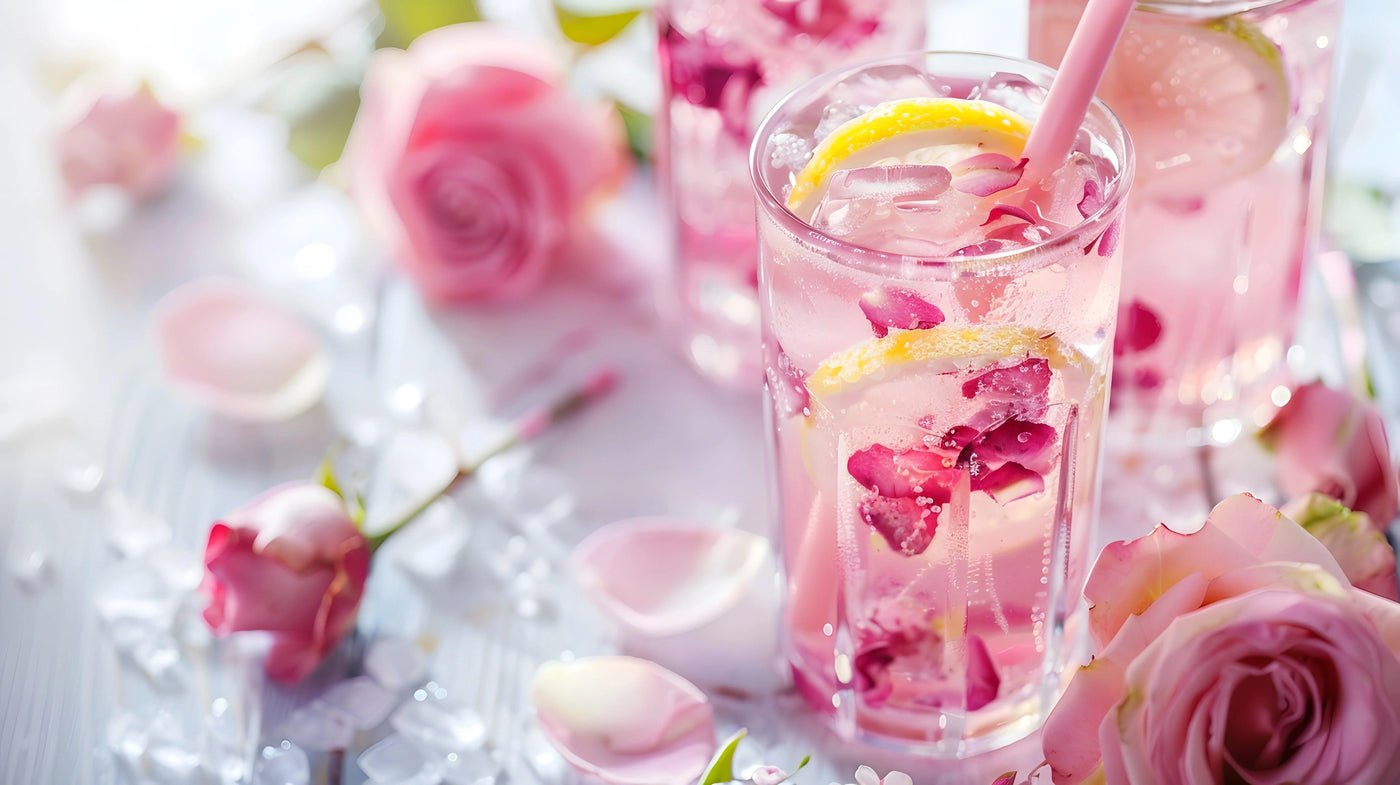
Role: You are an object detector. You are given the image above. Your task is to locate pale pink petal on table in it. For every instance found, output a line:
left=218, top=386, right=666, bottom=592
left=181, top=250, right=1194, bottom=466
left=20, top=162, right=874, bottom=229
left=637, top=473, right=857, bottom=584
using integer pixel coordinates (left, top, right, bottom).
left=532, top=656, right=716, bottom=785
left=153, top=279, right=328, bottom=421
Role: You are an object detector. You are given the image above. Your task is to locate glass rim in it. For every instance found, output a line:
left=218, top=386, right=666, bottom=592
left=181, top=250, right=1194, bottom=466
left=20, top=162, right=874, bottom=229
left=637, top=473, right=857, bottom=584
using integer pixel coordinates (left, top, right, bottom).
left=748, top=50, right=1135, bottom=275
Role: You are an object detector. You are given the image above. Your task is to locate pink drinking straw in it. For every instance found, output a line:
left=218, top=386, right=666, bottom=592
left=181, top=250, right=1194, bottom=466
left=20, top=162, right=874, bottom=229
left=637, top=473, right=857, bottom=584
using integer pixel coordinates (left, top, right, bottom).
left=1021, top=0, right=1136, bottom=183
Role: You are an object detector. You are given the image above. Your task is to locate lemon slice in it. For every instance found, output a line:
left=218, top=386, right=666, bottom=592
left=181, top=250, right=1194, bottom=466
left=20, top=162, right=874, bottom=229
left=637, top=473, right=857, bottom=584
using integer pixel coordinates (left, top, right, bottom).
left=1031, top=5, right=1289, bottom=195
left=786, top=98, right=1033, bottom=215
left=806, top=325, right=1086, bottom=406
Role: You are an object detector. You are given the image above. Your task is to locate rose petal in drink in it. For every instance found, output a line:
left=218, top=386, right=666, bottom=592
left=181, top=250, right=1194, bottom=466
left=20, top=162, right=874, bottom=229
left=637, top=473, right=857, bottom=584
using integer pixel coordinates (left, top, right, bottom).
left=762, top=0, right=879, bottom=47
left=974, top=462, right=1045, bottom=504
left=962, top=358, right=1051, bottom=402
left=767, top=347, right=811, bottom=417
left=1077, top=179, right=1103, bottom=218
left=965, top=635, right=1001, bottom=711
left=1094, top=216, right=1123, bottom=258
left=854, top=623, right=936, bottom=705
left=980, top=204, right=1038, bottom=227
left=969, top=419, right=1058, bottom=473
left=858, top=285, right=946, bottom=337
left=848, top=444, right=957, bottom=498
left=923, top=423, right=980, bottom=456
left=1115, top=300, right=1163, bottom=356
left=950, top=154, right=1026, bottom=197
left=859, top=494, right=937, bottom=556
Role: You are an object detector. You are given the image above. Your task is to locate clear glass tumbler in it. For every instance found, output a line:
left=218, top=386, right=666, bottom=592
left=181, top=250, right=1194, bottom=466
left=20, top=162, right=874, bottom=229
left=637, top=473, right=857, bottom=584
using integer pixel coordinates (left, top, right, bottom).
left=752, top=52, right=1132, bottom=754
left=657, top=0, right=926, bottom=385
left=1030, top=0, right=1343, bottom=443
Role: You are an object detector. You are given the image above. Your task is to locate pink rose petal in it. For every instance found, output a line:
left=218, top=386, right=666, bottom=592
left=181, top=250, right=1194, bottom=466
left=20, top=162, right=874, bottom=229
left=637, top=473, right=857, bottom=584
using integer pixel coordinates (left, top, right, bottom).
left=962, top=358, right=1051, bottom=402
left=967, top=419, right=1059, bottom=474
left=973, top=462, right=1044, bottom=504
left=980, top=204, right=1038, bottom=227
left=1114, top=300, right=1163, bottom=356
left=1077, top=179, right=1103, bottom=218
left=1093, top=217, right=1122, bottom=258
left=848, top=444, right=956, bottom=499
left=965, top=634, right=1000, bottom=711
left=951, top=154, right=1026, bottom=197
left=532, top=656, right=716, bottom=785
left=154, top=279, right=328, bottom=421
left=858, top=286, right=945, bottom=338
left=859, top=494, right=938, bottom=556
left=768, top=347, right=811, bottom=418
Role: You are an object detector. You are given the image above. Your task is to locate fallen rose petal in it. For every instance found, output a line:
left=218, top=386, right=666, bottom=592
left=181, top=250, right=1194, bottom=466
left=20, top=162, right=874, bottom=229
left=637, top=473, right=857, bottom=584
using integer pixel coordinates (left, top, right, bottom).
left=570, top=518, right=781, bottom=691
left=859, top=494, right=937, bottom=556
left=153, top=279, right=328, bottom=421
left=974, top=462, right=1044, bottom=503
left=532, top=656, right=716, bottom=785
left=965, top=635, right=1000, bottom=711
left=858, top=286, right=945, bottom=338
left=1114, top=300, right=1163, bottom=356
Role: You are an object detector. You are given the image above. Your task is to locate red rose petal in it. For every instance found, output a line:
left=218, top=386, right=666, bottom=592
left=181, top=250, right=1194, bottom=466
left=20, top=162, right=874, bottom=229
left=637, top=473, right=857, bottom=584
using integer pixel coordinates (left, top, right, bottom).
left=962, top=358, right=1051, bottom=401
left=969, top=418, right=1059, bottom=473
left=848, top=444, right=956, bottom=498
left=858, top=493, right=938, bottom=556
left=965, top=634, right=1001, bottom=711
left=980, top=204, right=1038, bottom=227
left=858, top=285, right=946, bottom=338
left=1114, top=300, right=1163, bottom=356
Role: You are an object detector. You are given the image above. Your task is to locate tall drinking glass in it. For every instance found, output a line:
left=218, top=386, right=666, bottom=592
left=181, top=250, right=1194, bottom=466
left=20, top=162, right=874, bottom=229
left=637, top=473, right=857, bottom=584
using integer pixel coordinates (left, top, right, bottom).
left=752, top=53, right=1132, bottom=753
left=658, top=0, right=925, bottom=384
left=1030, top=0, right=1343, bottom=443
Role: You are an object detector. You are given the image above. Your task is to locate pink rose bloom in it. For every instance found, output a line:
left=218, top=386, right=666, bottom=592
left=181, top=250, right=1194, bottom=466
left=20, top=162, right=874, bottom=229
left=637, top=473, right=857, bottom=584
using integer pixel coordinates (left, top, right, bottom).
left=1260, top=382, right=1399, bottom=529
left=341, top=22, right=627, bottom=303
left=1043, top=493, right=1400, bottom=785
left=202, top=482, right=371, bottom=685
left=54, top=86, right=182, bottom=200
left=1283, top=492, right=1400, bottom=601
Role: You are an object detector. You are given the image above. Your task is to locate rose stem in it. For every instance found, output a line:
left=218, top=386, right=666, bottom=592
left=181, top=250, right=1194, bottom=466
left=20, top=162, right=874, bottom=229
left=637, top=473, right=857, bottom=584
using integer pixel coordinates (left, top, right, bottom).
left=365, top=366, right=618, bottom=551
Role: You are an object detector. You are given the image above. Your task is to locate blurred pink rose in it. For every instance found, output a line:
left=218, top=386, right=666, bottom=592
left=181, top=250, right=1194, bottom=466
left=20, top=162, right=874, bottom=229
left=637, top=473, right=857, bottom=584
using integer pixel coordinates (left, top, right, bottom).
left=1043, top=493, right=1400, bottom=785
left=202, top=482, right=370, bottom=685
left=341, top=22, right=627, bottom=303
left=1260, top=382, right=1399, bottom=529
left=1283, top=492, right=1400, bottom=601
left=54, top=86, right=182, bottom=200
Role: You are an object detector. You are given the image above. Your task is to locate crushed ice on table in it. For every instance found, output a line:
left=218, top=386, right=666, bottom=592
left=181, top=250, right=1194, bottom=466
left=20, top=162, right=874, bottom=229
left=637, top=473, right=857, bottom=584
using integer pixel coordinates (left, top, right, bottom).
left=319, top=675, right=399, bottom=729
left=108, top=712, right=149, bottom=773
left=147, top=543, right=204, bottom=593
left=254, top=741, right=310, bottom=785
left=475, top=452, right=575, bottom=531
left=357, top=734, right=442, bottom=785
left=204, top=698, right=251, bottom=785
left=10, top=549, right=52, bottom=590
left=59, top=462, right=104, bottom=498
left=391, top=684, right=487, bottom=762
left=365, top=637, right=429, bottom=690
left=173, top=596, right=213, bottom=649
left=128, top=634, right=187, bottom=691
left=146, top=714, right=203, bottom=785
left=389, top=499, right=471, bottom=583
left=521, top=726, right=568, bottom=783
left=279, top=701, right=356, bottom=751
left=440, top=746, right=501, bottom=785
left=0, top=373, right=72, bottom=443
left=103, top=492, right=174, bottom=558
left=96, top=560, right=179, bottom=641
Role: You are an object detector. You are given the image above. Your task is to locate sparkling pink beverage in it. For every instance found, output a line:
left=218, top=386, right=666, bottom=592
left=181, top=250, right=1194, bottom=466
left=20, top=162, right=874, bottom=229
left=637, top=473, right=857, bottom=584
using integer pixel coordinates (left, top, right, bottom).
left=658, top=0, right=925, bottom=384
left=752, top=53, right=1132, bottom=753
left=1031, top=0, right=1343, bottom=443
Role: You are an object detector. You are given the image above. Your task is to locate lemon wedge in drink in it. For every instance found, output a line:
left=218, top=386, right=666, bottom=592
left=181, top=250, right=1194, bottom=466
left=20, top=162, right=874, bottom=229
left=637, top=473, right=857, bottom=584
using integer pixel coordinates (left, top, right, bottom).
left=806, top=325, right=1086, bottom=407
left=1032, top=5, right=1289, bottom=195
left=786, top=98, right=1033, bottom=215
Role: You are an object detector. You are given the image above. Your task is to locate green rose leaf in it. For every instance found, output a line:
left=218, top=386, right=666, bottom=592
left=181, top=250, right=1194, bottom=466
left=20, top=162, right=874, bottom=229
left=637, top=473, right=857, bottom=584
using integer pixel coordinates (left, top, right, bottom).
left=554, top=4, right=643, bottom=47
left=616, top=101, right=653, bottom=161
left=286, top=82, right=360, bottom=172
left=697, top=728, right=747, bottom=785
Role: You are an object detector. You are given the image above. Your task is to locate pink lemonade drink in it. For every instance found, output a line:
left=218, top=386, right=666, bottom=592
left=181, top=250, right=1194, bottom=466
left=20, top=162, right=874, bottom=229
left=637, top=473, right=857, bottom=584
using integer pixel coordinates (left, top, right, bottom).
left=752, top=53, right=1132, bottom=752
left=658, top=0, right=925, bottom=384
left=1031, top=0, right=1343, bottom=442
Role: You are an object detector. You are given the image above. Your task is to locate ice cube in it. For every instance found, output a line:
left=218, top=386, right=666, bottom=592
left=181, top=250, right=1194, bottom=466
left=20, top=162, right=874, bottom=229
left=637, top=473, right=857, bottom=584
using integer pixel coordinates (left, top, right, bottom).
left=204, top=699, right=252, bottom=785
left=521, top=728, right=568, bottom=783
left=148, top=544, right=204, bottom=592
left=827, top=165, right=952, bottom=202
left=389, top=500, right=470, bottom=582
left=813, top=100, right=870, bottom=141
left=390, top=693, right=486, bottom=760
left=96, top=561, right=178, bottom=636
left=968, top=72, right=1047, bottom=122
left=280, top=703, right=355, bottom=751
left=128, top=634, right=186, bottom=691
left=10, top=549, right=51, bottom=591
left=765, top=132, right=813, bottom=171
left=103, top=493, right=173, bottom=558
left=254, top=742, right=310, bottom=785
left=441, top=747, right=501, bottom=785
left=107, top=712, right=149, bottom=773
left=319, top=676, right=399, bottom=729
left=147, top=737, right=203, bottom=785
left=357, top=735, right=443, bottom=785
left=365, top=637, right=428, bottom=690
left=59, top=462, right=104, bottom=498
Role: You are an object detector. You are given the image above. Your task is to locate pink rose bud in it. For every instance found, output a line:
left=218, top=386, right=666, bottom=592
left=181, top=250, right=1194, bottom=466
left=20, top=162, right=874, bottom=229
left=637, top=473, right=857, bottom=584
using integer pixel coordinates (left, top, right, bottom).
left=54, top=86, right=182, bottom=200
left=202, top=482, right=370, bottom=685
left=341, top=22, right=627, bottom=303
left=1283, top=492, right=1400, bottom=601
left=1260, top=382, right=1399, bottom=529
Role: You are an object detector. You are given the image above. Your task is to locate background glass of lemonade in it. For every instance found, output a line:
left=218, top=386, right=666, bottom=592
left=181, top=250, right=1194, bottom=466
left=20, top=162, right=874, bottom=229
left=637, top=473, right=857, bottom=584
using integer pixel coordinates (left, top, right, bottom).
left=752, top=52, right=1132, bottom=754
left=657, top=0, right=925, bottom=385
left=1031, top=0, right=1343, bottom=443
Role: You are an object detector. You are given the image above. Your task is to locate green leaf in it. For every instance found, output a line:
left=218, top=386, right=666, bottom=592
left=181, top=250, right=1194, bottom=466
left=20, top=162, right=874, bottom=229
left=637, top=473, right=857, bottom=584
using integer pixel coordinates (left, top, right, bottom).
left=377, top=0, right=481, bottom=48
left=616, top=101, right=653, bottom=162
left=554, top=4, right=642, bottom=47
left=697, top=728, right=746, bottom=785
left=315, top=453, right=345, bottom=499
left=286, top=83, right=361, bottom=172
left=350, top=491, right=368, bottom=528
